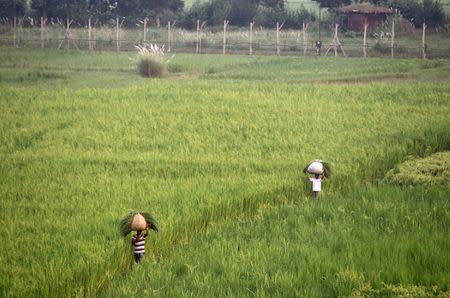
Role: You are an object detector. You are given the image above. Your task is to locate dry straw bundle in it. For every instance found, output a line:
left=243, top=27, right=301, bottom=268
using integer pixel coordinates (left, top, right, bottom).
left=120, top=211, right=158, bottom=237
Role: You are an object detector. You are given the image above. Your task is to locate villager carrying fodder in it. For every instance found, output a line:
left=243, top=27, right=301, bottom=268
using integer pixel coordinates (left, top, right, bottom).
left=119, top=211, right=158, bottom=263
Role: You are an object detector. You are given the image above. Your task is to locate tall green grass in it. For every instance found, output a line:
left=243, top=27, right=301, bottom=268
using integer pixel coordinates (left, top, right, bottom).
left=0, top=50, right=449, bottom=296
left=1, top=48, right=450, bottom=88
left=101, top=185, right=449, bottom=297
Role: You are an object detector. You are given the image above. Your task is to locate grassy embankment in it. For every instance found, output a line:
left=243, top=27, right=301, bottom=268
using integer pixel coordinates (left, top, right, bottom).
left=0, top=48, right=449, bottom=296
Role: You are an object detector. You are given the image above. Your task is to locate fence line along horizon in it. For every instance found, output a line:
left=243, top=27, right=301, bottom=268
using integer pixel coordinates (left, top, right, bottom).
left=1, top=15, right=449, bottom=59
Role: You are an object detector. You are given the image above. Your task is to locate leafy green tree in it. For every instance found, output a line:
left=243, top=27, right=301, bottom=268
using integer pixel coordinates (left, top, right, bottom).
left=0, top=0, right=27, bottom=17
left=30, top=0, right=48, bottom=17
left=386, top=0, right=445, bottom=28
left=181, top=0, right=287, bottom=27
left=115, top=0, right=183, bottom=17
left=178, top=1, right=211, bottom=29
left=209, top=0, right=232, bottom=25
left=352, top=0, right=384, bottom=4
left=115, top=0, right=140, bottom=17
left=418, top=0, right=445, bottom=27
left=312, top=0, right=351, bottom=8
left=259, top=0, right=285, bottom=9
left=229, top=0, right=259, bottom=26
left=87, top=0, right=115, bottom=19
left=31, top=0, right=87, bottom=19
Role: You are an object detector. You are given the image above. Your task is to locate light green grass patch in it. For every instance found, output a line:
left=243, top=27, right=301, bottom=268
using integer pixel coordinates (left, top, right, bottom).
left=384, top=151, right=450, bottom=186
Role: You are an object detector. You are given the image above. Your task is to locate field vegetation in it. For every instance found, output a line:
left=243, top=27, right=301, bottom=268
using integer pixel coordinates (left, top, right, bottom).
left=384, top=151, right=450, bottom=186
left=0, top=48, right=449, bottom=296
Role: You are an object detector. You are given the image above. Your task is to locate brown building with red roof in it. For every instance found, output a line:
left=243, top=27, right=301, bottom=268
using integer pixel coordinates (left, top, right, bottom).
left=341, top=3, right=394, bottom=32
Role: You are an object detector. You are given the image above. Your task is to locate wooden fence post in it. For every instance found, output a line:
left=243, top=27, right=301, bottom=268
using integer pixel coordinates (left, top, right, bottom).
left=249, top=22, right=254, bottom=55
left=168, top=21, right=171, bottom=52
left=58, top=18, right=77, bottom=50
left=88, top=17, right=92, bottom=50
left=422, top=22, right=427, bottom=59
left=93, top=18, right=98, bottom=49
left=40, top=17, right=46, bottom=48
left=363, top=21, right=368, bottom=58
left=143, top=18, right=147, bottom=44
left=324, top=24, right=345, bottom=57
left=391, top=18, right=395, bottom=58
left=200, top=21, right=206, bottom=53
left=303, top=22, right=309, bottom=56
left=334, top=24, right=338, bottom=56
left=276, top=22, right=280, bottom=55
left=196, top=19, right=200, bottom=53
left=223, top=20, right=228, bottom=55
left=116, top=16, right=120, bottom=51
left=67, top=18, right=70, bottom=49
left=276, top=22, right=284, bottom=56
left=13, top=16, right=17, bottom=47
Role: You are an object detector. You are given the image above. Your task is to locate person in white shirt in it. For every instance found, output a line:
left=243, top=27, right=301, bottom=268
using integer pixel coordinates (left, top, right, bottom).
left=309, top=173, right=323, bottom=198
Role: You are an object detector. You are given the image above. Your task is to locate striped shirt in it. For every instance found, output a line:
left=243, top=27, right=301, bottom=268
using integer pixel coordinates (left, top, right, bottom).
left=132, top=234, right=146, bottom=254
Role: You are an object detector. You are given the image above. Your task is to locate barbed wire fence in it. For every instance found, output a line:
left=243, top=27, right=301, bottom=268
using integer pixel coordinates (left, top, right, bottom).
left=0, top=15, right=449, bottom=58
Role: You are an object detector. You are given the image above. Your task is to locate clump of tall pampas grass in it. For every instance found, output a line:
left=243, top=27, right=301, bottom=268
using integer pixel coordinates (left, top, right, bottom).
left=135, top=44, right=170, bottom=78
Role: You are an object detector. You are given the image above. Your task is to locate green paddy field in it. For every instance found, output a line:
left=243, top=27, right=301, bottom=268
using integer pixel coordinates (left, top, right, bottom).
left=0, top=48, right=449, bottom=297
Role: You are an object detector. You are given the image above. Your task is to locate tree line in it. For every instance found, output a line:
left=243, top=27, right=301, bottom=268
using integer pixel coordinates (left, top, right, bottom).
left=0, top=0, right=447, bottom=29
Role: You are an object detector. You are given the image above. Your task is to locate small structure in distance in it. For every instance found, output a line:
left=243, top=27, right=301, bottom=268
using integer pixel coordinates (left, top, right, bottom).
left=341, top=3, right=393, bottom=33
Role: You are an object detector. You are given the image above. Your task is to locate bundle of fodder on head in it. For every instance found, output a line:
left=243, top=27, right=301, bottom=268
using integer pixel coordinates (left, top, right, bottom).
left=120, top=211, right=158, bottom=237
left=384, top=151, right=449, bottom=186
left=135, top=44, right=169, bottom=78
left=303, top=160, right=332, bottom=178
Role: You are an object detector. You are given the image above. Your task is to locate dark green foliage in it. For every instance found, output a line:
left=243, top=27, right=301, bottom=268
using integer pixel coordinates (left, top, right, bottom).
left=119, top=212, right=135, bottom=237
left=0, top=0, right=27, bottom=17
left=420, top=0, right=446, bottom=27
left=254, top=5, right=316, bottom=28
left=322, top=161, right=332, bottom=178
left=30, top=0, right=88, bottom=19
left=178, top=2, right=211, bottom=29
left=179, top=0, right=315, bottom=28
left=312, top=0, right=351, bottom=8
left=30, top=0, right=183, bottom=25
left=140, top=212, right=159, bottom=232
left=119, top=211, right=158, bottom=237
left=385, top=0, right=446, bottom=28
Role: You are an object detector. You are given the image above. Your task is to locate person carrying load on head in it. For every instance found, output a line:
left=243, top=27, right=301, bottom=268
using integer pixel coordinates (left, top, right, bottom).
left=303, top=160, right=331, bottom=199
left=120, top=211, right=158, bottom=263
